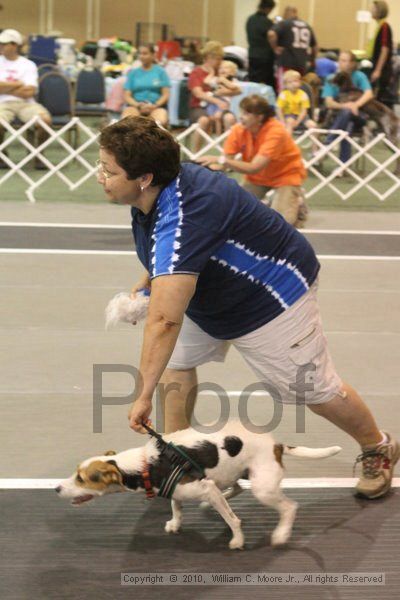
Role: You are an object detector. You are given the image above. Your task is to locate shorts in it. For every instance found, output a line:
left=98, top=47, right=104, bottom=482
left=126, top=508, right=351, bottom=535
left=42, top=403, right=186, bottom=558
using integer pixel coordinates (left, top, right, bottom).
left=189, top=107, right=208, bottom=123
left=0, top=100, right=51, bottom=123
left=168, top=281, right=343, bottom=405
left=241, top=182, right=308, bottom=228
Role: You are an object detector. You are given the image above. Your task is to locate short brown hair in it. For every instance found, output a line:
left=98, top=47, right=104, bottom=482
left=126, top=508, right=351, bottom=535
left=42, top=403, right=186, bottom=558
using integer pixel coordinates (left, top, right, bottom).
left=239, top=95, right=275, bottom=122
left=99, top=117, right=181, bottom=187
left=373, top=1, right=389, bottom=19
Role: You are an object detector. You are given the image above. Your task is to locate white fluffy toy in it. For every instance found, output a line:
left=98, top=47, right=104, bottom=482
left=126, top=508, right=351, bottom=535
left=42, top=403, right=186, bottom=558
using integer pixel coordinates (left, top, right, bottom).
left=105, top=289, right=150, bottom=329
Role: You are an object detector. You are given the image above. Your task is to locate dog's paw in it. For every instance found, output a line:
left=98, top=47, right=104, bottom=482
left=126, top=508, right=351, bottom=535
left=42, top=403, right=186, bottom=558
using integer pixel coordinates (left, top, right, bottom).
left=229, top=534, right=244, bottom=550
left=165, top=519, right=181, bottom=534
left=271, top=527, right=291, bottom=547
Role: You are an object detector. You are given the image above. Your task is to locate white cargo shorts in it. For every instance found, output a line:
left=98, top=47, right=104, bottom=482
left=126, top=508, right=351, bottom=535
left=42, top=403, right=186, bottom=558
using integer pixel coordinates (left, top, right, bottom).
left=168, top=281, right=343, bottom=405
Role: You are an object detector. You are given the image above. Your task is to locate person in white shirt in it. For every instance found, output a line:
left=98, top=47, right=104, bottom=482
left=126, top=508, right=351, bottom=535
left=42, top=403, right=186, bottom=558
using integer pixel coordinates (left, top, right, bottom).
left=0, top=29, right=51, bottom=169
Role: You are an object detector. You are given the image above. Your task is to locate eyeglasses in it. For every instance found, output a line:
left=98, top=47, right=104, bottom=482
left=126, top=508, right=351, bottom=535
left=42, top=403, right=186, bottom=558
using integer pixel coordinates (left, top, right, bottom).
left=95, top=159, right=114, bottom=180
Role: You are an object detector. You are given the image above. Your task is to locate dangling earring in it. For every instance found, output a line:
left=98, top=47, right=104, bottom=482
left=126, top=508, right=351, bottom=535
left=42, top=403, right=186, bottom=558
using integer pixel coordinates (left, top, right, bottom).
left=140, top=185, right=144, bottom=192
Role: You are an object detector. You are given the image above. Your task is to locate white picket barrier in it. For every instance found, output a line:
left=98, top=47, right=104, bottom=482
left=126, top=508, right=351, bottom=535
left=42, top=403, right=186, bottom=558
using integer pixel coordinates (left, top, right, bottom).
left=0, top=117, right=399, bottom=203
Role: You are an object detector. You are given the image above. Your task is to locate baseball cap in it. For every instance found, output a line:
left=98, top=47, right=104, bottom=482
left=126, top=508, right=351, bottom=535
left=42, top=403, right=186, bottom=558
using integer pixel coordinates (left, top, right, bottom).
left=0, top=29, right=24, bottom=45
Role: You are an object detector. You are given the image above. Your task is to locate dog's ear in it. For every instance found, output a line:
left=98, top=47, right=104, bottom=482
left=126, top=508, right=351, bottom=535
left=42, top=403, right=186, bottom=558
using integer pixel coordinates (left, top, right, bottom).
left=86, top=460, right=122, bottom=486
left=104, top=450, right=116, bottom=456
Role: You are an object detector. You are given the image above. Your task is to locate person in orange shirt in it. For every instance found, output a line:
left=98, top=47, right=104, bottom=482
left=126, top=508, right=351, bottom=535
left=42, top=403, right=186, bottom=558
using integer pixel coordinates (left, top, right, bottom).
left=197, top=94, right=308, bottom=227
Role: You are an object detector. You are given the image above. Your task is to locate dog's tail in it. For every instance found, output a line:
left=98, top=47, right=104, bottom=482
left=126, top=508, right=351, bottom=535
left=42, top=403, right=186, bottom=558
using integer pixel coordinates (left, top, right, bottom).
left=282, top=444, right=342, bottom=459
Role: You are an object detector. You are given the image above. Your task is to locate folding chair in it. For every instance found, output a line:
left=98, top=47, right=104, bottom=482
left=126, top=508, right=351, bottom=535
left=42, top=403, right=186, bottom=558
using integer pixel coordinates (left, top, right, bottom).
left=74, top=68, right=108, bottom=119
left=38, top=71, right=77, bottom=146
left=37, top=63, right=60, bottom=78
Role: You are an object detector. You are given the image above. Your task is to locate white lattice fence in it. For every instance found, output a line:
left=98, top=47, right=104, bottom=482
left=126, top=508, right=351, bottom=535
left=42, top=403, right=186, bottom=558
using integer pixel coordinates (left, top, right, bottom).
left=1, top=117, right=399, bottom=202
left=0, top=117, right=99, bottom=203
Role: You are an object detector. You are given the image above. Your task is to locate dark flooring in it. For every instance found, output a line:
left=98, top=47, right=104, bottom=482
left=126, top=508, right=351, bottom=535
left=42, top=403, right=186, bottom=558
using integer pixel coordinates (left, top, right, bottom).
left=1, top=488, right=399, bottom=600
left=1, top=225, right=400, bottom=256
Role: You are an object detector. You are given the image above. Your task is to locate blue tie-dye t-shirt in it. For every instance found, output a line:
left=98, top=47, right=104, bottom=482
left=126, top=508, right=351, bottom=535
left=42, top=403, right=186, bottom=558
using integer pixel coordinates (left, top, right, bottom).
left=131, top=163, right=319, bottom=340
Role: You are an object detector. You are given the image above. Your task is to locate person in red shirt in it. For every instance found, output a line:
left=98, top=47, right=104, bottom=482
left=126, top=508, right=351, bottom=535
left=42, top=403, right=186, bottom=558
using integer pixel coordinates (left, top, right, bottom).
left=197, top=94, right=308, bottom=227
left=188, top=41, right=229, bottom=152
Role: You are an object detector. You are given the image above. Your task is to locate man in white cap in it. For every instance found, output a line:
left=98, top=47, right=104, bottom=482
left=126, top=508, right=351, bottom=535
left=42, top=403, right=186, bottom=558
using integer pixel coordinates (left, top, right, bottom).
left=0, top=29, right=51, bottom=169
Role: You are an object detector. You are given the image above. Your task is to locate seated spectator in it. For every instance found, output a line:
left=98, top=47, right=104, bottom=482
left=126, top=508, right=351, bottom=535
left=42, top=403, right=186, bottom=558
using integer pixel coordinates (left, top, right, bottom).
left=322, top=50, right=373, bottom=164
left=197, top=94, right=308, bottom=228
left=122, top=44, right=170, bottom=126
left=276, top=69, right=317, bottom=135
left=187, top=40, right=227, bottom=152
left=205, top=60, right=241, bottom=136
left=0, top=29, right=51, bottom=169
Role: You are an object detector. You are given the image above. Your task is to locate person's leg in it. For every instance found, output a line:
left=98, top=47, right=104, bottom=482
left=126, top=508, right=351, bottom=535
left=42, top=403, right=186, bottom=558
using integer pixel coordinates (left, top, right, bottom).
left=241, top=181, right=271, bottom=202
left=158, top=367, right=197, bottom=433
left=326, top=109, right=353, bottom=163
left=232, top=283, right=399, bottom=499
left=151, top=107, right=169, bottom=127
left=0, top=103, right=16, bottom=167
left=193, top=115, right=211, bottom=153
left=271, top=186, right=304, bottom=226
left=284, top=116, right=296, bottom=135
left=308, top=385, right=400, bottom=498
left=160, top=315, right=230, bottom=433
left=17, top=102, right=51, bottom=169
left=221, top=111, right=236, bottom=132
left=121, top=106, right=140, bottom=118
left=307, top=384, right=381, bottom=447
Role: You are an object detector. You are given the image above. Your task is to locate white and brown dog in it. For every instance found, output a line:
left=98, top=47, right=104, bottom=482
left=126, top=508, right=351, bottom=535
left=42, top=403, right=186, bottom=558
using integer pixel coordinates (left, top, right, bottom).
left=56, top=421, right=341, bottom=549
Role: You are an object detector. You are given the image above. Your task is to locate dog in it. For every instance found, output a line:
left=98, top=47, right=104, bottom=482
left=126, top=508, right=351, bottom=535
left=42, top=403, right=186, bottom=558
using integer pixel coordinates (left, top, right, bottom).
left=56, top=421, right=341, bottom=549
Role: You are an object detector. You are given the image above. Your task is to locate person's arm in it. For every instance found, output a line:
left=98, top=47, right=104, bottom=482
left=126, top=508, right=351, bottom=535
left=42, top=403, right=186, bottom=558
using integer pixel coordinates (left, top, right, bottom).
left=215, top=76, right=241, bottom=95
left=341, top=88, right=374, bottom=115
left=130, top=270, right=151, bottom=297
left=268, top=29, right=281, bottom=54
left=12, top=85, right=36, bottom=99
left=191, top=84, right=228, bottom=109
left=371, top=46, right=390, bottom=82
left=197, top=152, right=269, bottom=175
left=154, top=86, right=169, bottom=108
left=324, top=95, right=343, bottom=110
left=128, top=274, right=198, bottom=432
left=0, top=80, right=24, bottom=93
left=352, top=88, right=373, bottom=108
left=275, top=105, right=285, bottom=123
left=293, top=107, right=307, bottom=128
left=124, top=89, right=140, bottom=107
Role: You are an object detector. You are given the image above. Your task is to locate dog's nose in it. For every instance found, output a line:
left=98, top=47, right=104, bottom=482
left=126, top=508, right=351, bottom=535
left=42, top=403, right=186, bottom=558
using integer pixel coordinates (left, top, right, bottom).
left=55, top=486, right=62, bottom=494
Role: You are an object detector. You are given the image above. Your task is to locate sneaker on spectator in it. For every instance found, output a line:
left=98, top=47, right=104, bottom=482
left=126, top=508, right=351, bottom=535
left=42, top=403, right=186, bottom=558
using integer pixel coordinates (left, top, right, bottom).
left=354, top=432, right=400, bottom=499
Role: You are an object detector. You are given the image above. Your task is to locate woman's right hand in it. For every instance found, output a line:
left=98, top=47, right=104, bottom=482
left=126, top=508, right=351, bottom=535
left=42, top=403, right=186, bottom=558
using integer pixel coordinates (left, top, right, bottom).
left=130, top=274, right=151, bottom=299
